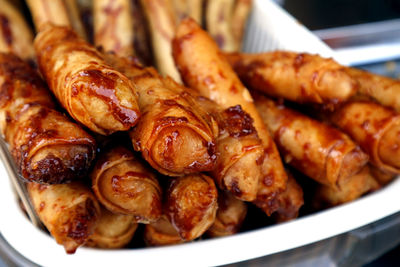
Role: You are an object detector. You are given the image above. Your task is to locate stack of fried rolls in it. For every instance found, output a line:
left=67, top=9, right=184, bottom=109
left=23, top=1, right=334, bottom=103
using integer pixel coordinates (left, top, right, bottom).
left=1, top=0, right=399, bottom=254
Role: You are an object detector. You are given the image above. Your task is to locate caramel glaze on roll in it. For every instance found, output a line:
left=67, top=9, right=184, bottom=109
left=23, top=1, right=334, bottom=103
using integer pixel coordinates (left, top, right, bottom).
left=104, top=54, right=218, bottom=176
left=34, top=24, right=140, bottom=135
left=369, top=165, right=397, bottom=186
left=0, top=53, right=96, bottom=184
left=91, top=146, right=162, bottom=223
left=331, top=101, right=400, bottom=174
left=313, top=165, right=380, bottom=209
left=173, top=18, right=288, bottom=216
left=194, top=94, right=263, bottom=201
left=144, top=215, right=183, bottom=246
left=27, top=182, right=101, bottom=254
left=86, top=206, right=138, bottom=249
left=272, top=172, right=304, bottom=223
left=207, top=191, right=247, bottom=237
left=0, top=0, right=35, bottom=61
left=165, top=174, right=218, bottom=241
left=254, top=95, right=369, bottom=189
left=226, top=51, right=358, bottom=106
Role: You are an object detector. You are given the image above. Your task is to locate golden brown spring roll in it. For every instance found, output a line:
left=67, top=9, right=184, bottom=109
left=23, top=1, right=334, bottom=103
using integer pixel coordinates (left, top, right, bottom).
left=272, top=172, right=304, bottom=223
left=345, top=67, right=400, bottom=112
left=64, top=0, right=88, bottom=40
left=104, top=54, right=218, bottom=176
left=331, top=101, right=400, bottom=174
left=313, top=166, right=380, bottom=208
left=172, top=0, right=203, bottom=23
left=194, top=95, right=263, bottom=201
left=34, top=25, right=140, bottom=135
left=0, top=53, right=96, bottom=184
left=226, top=51, right=358, bottom=106
left=173, top=18, right=288, bottom=216
left=140, top=0, right=181, bottom=82
left=0, top=0, right=35, bottom=61
left=144, top=215, right=184, bottom=246
left=369, top=165, right=397, bottom=186
left=91, top=146, right=162, bottom=223
left=206, top=0, right=237, bottom=52
left=231, top=0, right=252, bottom=50
left=94, top=0, right=134, bottom=56
left=207, top=191, right=247, bottom=237
left=131, top=0, right=153, bottom=65
left=165, top=174, right=218, bottom=241
left=254, top=95, right=369, bottom=189
left=86, top=206, right=138, bottom=248
left=27, top=182, right=101, bottom=254
left=26, top=0, right=71, bottom=31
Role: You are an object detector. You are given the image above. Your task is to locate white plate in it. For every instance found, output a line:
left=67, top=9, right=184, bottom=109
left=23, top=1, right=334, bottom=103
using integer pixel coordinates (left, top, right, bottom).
left=1, top=0, right=400, bottom=266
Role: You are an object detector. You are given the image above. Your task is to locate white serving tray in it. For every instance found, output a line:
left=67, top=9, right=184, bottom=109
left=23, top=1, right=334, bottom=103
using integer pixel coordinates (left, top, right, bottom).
left=1, top=0, right=400, bottom=266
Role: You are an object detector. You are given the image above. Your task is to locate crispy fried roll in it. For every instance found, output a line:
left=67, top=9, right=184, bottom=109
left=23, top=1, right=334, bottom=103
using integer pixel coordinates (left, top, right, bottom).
left=34, top=25, right=140, bottom=135
left=94, top=0, right=134, bottom=56
left=331, top=101, right=400, bottom=174
left=173, top=18, right=288, bottom=215
left=255, top=95, right=369, bottom=188
left=313, top=166, right=380, bottom=208
left=207, top=191, right=247, bottom=237
left=131, top=0, right=153, bottom=65
left=144, top=215, right=183, bottom=246
left=206, top=0, right=237, bottom=52
left=104, top=54, right=218, bottom=176
left=91, top=146, right=162, bottom=223
left=273, top=172, right=304, bottom=223
left=0, top=0, right=35, bottom=61
left=165, top=174, right=218, bottom=241
left=194, top=95, right=263, bottom=201
left=346, top=67, right=400, bottom=112
left=370, top=165, right=397, bottom=186
left=172, top=0, right=203, bottom=23
left=231, top=0, right=252, bottom=50
left=140, top=0, right=181, bottom=82
left=26, top=0, right=70, bottom=31
left=0, top=53, right=96, bottom=184
left=226, top=51, right=357, bottom=105
left=86, top=206, right=138, bottom=248
left=27, top=182, right=101, bottom=254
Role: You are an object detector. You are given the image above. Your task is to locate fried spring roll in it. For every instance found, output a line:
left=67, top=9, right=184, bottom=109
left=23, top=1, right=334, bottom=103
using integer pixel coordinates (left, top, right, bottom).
left=86, top=206, right=138, bottom=248
left=144, top=215, right=183, bottom=246
left=0, top=0, right=35, bottom=61
left=173, top=18, right=288, bottom=215
left=226, top=51, right=358, bottom=105
left=64, top=0, right=88, bottom=40
left=26, top=0, right=70, bottom=31
left=131, top=0, right=153, bottom=65
left=345, top=67, right=400, bottom=112
left=205, top=0, right=237, bottom=52
left=172, top=0, right=203, bottom=23
left=27, top=182, right=101, bottom=254
left=313, top=166, right=380, bottom=208
left=369, top=165, right=397, bottom=186
left=91, top=146, right=162, bottom=223
left=0, top=53, right=96, bottom=184
left=331, top=101, right=400, bottom=174
left=254, top=95, right=369, bottom=189
left=207, top=191, right=247, bottom=237
left=104, top=54, right=218, bottom=176
left=231, top=0, right=252, bottom=50
left=140, top=0, right=181, bottom=82
left=272, top=173, right=304, bottom=223
left=194, top=95, right=263, bottom=201
left=34, top=25, right=140, bottom=135
left=166, top=174, right=218, bottom=241
left=94, top=0, right=134, bottom=56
